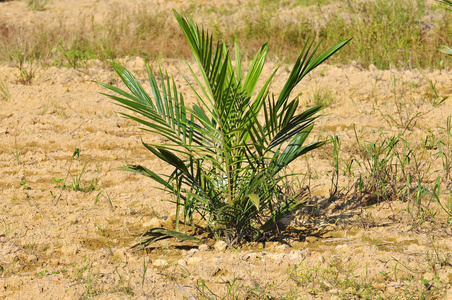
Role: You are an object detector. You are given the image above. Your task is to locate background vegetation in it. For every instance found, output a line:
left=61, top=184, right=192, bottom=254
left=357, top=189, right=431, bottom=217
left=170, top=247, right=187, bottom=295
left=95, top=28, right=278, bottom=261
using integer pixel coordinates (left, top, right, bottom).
left=1, top=0, right=451, bottom=70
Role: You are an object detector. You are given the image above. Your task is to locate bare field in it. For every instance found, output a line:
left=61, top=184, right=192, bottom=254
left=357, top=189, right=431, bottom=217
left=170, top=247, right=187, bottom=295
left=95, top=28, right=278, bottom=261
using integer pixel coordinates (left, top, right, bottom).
left=1, top=0, right=452, bottom=299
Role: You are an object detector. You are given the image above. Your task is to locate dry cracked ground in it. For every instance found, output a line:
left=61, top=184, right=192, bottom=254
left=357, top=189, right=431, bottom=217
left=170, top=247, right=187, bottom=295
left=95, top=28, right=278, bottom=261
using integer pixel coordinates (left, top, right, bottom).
left=1, top=0, right=452, bottom=299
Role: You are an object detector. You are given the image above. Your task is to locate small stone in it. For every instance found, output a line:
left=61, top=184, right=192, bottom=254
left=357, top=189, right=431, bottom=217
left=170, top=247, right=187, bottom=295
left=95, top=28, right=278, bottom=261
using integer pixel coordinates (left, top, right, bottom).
left=198, top=244, right=209, bottom=251
left=269, top=253, right=286, bottom=261
left=61, top=244, right=79, bottom=255
left=27, top=255, right=38, bottom=263
left=187, top=257, right=202, bottom=265
left=183, top=249, right=199, bottom=257
left=153, top=259, right=168, bottom=267
left=287, top=251, right=303, bottom=262
left=214, top=241, right=227, bottom=252
left=177, top=259, right=187, bottom=266
left=142, top=218, right=161, bottom=228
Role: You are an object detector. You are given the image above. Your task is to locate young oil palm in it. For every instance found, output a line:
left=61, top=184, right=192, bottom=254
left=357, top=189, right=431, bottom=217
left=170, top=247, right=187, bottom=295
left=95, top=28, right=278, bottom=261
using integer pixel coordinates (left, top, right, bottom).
left=98, top=11, right=351, bottom=246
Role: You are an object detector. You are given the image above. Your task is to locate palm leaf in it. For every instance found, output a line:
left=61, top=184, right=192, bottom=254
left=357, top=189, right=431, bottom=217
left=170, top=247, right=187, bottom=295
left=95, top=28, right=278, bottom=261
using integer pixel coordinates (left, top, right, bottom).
left=277, top=38, right=352, bottom=111
left=440, top=45, right=452, bottom=55
left=132, top=228, right=200, bottom=249
left=436, top=0, right=452, bottom=10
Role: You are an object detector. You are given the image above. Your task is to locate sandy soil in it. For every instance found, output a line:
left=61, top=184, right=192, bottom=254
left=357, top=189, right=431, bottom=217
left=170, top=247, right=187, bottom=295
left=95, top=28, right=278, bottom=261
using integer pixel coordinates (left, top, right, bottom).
left=1, top=1, right=452, bottom=299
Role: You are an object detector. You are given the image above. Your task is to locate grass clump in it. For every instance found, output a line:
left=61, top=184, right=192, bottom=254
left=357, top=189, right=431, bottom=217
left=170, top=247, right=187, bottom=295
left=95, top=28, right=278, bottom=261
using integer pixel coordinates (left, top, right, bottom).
left=51, top=148, right=98, bottom=205
left=27, top=0, right=49, bottom=11
left=0, top=77, right=10, bottom=101
left=99, top=11, right=350, bottom=246
left=312, top=86, right=334, bottom=107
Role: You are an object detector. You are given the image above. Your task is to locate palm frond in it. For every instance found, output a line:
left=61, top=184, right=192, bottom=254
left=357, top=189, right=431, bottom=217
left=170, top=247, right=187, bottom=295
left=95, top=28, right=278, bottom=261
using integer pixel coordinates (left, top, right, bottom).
left=277, top=38, right=352, bottom=111
left=132, top=228, right=200, bottom=249
left=440, top=45, right=452, bottom=55
left=436, top=0, right=452, bottom=10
